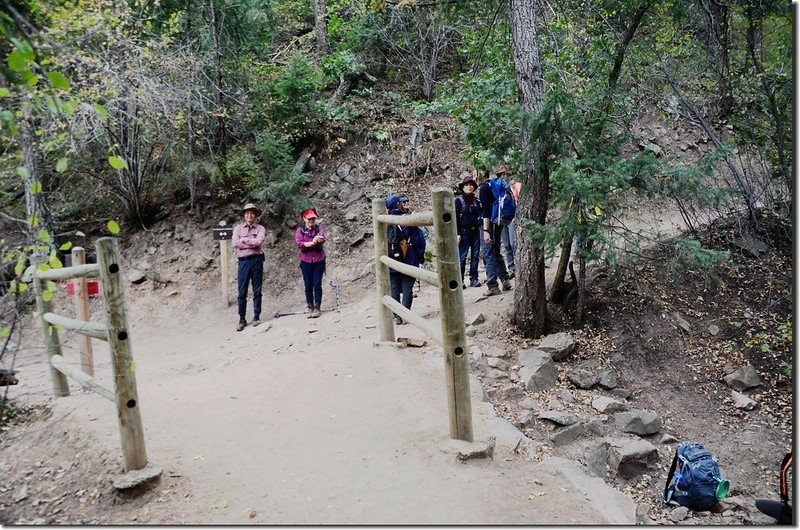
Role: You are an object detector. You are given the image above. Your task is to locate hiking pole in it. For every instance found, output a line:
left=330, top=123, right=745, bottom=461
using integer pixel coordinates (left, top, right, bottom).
left=273, top=309, right=308, bottom=318
left=329, top=280, right=341, bottom=312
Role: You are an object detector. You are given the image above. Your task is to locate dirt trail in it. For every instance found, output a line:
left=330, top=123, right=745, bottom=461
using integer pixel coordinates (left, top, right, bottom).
left=1, top=197, right=696, bottom=524
left=5, top=270, right=641, bottom=524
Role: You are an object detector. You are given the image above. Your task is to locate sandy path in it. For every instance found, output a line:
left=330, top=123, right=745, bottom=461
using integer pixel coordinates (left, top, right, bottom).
left=26, top=278, right=633, bottom=524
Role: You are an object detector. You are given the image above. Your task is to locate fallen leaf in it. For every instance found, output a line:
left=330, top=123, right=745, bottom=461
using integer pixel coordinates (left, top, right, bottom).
left=210, top=500, right=230, bottom=509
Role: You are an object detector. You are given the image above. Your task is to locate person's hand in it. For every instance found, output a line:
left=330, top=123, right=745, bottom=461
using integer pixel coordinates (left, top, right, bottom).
left=457, top=235, right=461, bottom=244
left=483, top=231, right=492, bottom=244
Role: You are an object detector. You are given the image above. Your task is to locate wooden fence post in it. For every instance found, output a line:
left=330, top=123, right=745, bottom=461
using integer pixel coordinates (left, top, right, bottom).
left=372, top=198, right=395, bottom=342
left=431, top=188, right=473, bottom=442
left=33, top=267, right=70, bottom=398
left=71, top=247, right=95, bottom=376
left=220, top=238, right=230, bottom=307
left=95, top=237, right=148, bottom=472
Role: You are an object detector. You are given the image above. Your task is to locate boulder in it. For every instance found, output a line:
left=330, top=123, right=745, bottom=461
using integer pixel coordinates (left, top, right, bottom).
left=518, top=351, right=558, bottom=393
left=466, top=313, right=486, bottom=326
left=723, top=364, right=762, bottom=391
left=550, top=423, right=585, bottom=446
left=614, top=409, right=662, bottom=436
left=537, top=332, right=576, bottom=361
left=731, top=390, right=758, bottom=410
left=592, top=396, right=628, bottom=413
left=518, top=397, right=539, bottom=411
left=538, top=411, right=579, bottom=426
left=486, top=357, right=511, bottom=371
left=568, top=369, right=599, bottom=390
left=608, top=439, right=659, bottom=479
left=598, top=369, right=619, bottom=390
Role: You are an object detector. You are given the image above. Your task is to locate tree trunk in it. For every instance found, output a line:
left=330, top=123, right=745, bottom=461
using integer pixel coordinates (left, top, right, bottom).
left=20, top=107, right=55, bottom=244
left=209, top=0, right=227, bottom=155
left=315, top=0, right=330, bottom=61
left=508, top=0, right=547, bottom=338
left=549, top=233, right=573, bottom=302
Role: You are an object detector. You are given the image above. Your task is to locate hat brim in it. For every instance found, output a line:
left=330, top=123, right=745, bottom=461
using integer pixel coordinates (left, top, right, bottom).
left=303, top=213, right=318, bottom=219
left=240, top=208, right=262, bottom=217
left=459, top=180, right=478, bottom=190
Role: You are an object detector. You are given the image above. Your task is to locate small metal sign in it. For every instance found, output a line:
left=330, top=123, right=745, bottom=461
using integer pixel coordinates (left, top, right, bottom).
left=212, top=227, right=232, bottom=240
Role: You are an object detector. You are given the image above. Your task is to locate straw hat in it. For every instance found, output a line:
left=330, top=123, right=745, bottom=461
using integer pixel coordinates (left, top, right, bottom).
left=239, top=203, right=262, bottom=217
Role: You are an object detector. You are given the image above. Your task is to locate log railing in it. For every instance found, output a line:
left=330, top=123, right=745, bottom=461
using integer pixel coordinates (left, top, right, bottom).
left=33, top=237, right=159, bottom=484
left=372, top=188, right=473, bottom=442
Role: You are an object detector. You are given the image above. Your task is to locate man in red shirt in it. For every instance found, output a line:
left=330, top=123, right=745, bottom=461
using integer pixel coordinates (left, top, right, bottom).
left=232, top=203, right=266, bottom=331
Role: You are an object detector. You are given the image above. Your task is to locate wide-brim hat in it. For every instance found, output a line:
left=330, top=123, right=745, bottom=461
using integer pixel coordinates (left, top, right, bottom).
left=459, top=175, right=478, bottom=190
left=239, top=203, right=262, bottom=217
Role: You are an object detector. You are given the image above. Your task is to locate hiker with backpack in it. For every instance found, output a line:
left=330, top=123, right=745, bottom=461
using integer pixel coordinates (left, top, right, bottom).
left=479, top=166, right=514, bottom=296
left=295, top=207, right=326, bottom=319
left=385, top=194, right=426, bottom=324
left=501, top=174, right=521, bottom=278
left=455, top=174, right=482, bottom=288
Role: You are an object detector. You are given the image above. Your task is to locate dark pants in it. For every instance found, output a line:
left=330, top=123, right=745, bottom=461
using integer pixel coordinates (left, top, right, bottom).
left=458, top=229, right=481, bottom=284
left=300, top=260, right=326, bottom=307
left=237, top=254, right=264, bottom=322
left=390, top=273, right=415, bottom=310
left=481, top=224, right=509, bottom=288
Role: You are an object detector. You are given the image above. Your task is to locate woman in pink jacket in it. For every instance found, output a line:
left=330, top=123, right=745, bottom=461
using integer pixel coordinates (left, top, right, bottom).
left=295, top=208, right=326, bottom=318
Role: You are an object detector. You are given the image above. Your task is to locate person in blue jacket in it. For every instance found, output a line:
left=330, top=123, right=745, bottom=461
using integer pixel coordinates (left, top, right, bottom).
left=385, top=194, right=426, bottom=325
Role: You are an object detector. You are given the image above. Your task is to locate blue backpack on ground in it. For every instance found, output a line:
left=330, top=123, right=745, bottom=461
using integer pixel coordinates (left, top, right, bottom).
left=663, top=441, right=729, bottom=510
left=489, top=177, right=516, bottom=225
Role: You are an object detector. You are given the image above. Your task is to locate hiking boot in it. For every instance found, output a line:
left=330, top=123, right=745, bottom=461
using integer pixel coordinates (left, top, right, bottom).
left=393, top=315, right=403, bottom=325
left=502, top=279, right=512, bottom=291
left=470, top=279, right=481, bottom=288
left=306, top=306, right=314, bottom=319
left=483, top=285, right=501, bottom=297
left=236, top=321, right=246, bottom=332
left=252, top=318, right=262, bottom=327
left=311, top=305, right=321, bottom=318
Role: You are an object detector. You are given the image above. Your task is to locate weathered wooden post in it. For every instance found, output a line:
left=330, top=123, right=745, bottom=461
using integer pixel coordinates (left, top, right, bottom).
left=372, top=198, right=395, bottom=342
left=71, top=247, right=95, bottom=376
left=431, top=188, right=473, bottom=441
left=213, top=222, right=233, bottom=308
left=33, top=264, right=70, bottom=398
left=95, top=237, right=148, bottom=472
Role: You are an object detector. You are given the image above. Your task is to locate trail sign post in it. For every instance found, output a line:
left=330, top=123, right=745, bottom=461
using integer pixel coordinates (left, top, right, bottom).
left=213, top=223, right=232, bottom=307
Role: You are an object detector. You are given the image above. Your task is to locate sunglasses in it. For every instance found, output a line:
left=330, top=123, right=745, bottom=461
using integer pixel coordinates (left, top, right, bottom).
left=400, top=199, right=409, bottom=203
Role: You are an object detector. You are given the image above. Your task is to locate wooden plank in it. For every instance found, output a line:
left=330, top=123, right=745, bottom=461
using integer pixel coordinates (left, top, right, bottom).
left=50, top=355, right=114, bottom=401
left=379, top=255, right=440, bottom=286
left=381, top=295, right=443, bottom=346
left=432, top=188, right=474, bottom=442
left=376, top=211, right=434, bottom=227
left=372, top=199, right=395, bottom=342
left=96, top=237, right=149, bottom=472
left=43, top=312, right=108, bottom=341
left=36, top=263, right=100, bottom=282
left=71, top=247, right=95, bottom=376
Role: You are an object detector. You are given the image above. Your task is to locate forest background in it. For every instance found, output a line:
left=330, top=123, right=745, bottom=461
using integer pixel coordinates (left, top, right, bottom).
left=0, top=0, right=793, bottom=402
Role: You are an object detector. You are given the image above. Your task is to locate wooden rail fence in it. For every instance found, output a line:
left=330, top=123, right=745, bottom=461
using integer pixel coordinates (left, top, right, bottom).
left=372, top=188, right=473, bottom=442
left=33, top=237, right=160, bottom=487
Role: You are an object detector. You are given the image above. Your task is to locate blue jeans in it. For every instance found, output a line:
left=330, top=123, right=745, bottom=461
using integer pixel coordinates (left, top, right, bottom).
left=501, top=221, right=516, bottom=272
left=300, top=260, right=326, bottom=307
left=481, top=224, right=509, bottom=288
left=237, top=254, right=264, bottom=321
left=390, top=272, right=415, bottom=310
left=458, top=229, right=481, bottom=284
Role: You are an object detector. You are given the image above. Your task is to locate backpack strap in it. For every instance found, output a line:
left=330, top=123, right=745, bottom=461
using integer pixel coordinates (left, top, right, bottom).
left=780, top=451, right=792, bottom=505
left=663, top=448, right=680, bottom=504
